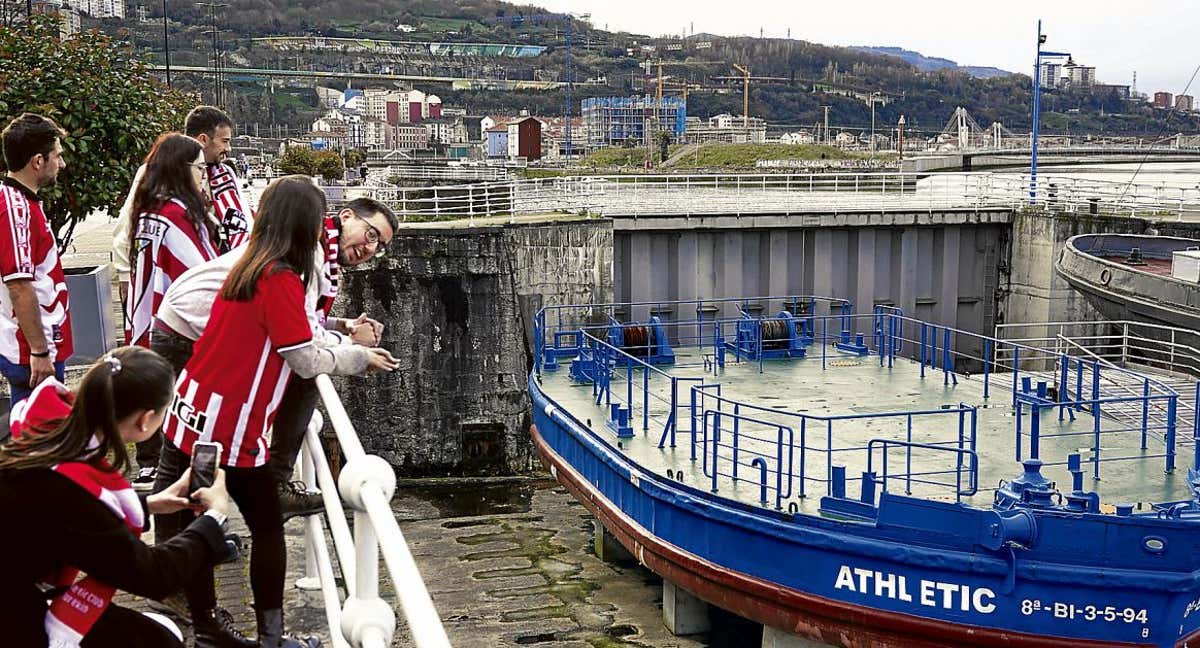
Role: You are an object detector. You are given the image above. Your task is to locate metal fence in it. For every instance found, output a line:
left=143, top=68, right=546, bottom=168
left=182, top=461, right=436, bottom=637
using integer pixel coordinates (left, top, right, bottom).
left=293, top=375, right=451, bottom=648
left=359, top=171, right=1200, bottom=223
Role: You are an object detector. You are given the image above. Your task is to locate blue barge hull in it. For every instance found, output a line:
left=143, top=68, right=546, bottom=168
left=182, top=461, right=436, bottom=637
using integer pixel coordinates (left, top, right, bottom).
left=531, top=395, right=1200, bottom=646
left=529, top=298, right=1200, bottom=647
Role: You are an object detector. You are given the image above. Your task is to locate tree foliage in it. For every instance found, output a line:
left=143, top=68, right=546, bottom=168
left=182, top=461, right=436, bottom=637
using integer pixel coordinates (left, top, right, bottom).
left=277, top=145, right=343, bottom=181
left=0, top=16, right=192, bottom=249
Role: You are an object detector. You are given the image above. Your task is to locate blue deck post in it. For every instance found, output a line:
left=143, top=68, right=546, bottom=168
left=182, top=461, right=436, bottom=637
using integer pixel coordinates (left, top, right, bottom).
left=750, top=457, right=769, bottom=506
left=1194, top=382, right=1200, bottom=471
left=1092, top=361, right=1102, bottom=480
left=732, top=403, right=741, bottom=481
left=983, top=339, right=992, bottom=399
left=1141, top=379, right=1151, bottom=450
left=758, top=320, right=764, bottom=374
left=1030, top=404, right=1041, bottom=460
left=626, top=362, right=633, bottom=416
left=943, top=327, right=952, bottom=386
left=642, top=369, right=649, bottom=432
left=920, top=324, right=927, bottom=378
left=1167, top=395, right=1178, bottom=473
left=1012, top=347, right=1020, bottom=408
left=1058, top=355, right=1069, bottom=422
left=1076, top=360, right=1085, bottom=411
left=969, top=407, right=979, bottom=491
left=710, top=412, right=721, bottom=493
left=889, top=316, right=897, bottom=369
left=957, top=409, right=966, bottom=470
left=688, top=389, right=697, bottom=457
left=826, top=420, right=834, bottom=495
left=831, top=465, right=846, bottom=499
left=1015, top=402, right=1023, bottom=461
left=906, top=414, right=913, bottom=488
left=931, top=326, right=939, bottom=372
left=822, top=318, right=827, bottom=370
left=799, top=418, right=808, bottom=498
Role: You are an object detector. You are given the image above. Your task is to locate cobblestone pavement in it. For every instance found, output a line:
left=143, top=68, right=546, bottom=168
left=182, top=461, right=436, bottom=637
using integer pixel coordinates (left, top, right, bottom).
left=117, top=479, right=737, bottom=647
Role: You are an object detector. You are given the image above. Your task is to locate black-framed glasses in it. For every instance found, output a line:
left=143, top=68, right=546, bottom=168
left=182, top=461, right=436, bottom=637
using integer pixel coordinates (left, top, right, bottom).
left=356, top=214, right=388, bottom=258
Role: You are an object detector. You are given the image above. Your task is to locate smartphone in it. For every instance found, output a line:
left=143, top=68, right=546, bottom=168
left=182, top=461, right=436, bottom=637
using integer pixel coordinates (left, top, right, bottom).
left=189, top=441, right=223, bottom=497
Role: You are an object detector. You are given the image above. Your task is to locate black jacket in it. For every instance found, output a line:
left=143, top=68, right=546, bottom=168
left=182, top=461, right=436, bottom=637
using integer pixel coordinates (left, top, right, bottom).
left=0, top=467, right=226, bottom=646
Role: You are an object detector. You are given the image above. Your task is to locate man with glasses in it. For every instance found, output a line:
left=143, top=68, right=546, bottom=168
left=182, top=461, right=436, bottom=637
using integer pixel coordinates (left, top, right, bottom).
left=266, top=197, right=397, bottom=518
left=114, top=106, right=252, bottom=492
left=152, top=196, right=398, bottom=521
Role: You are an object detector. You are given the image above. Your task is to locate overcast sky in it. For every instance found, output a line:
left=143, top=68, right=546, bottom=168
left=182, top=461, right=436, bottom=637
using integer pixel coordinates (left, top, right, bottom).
left=517, top=0, right=1199, bottom=97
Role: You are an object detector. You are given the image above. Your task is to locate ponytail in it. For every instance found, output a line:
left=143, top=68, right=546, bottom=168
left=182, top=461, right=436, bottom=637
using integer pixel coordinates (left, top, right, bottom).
left=0, top=347, right=176, bottom=473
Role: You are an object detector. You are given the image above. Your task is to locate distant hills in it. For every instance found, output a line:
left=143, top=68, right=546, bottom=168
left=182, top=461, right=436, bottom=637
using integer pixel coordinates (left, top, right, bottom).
left=851, top=46, right=1013, bottom=79
left=94, top=1, right=1198, bottom=137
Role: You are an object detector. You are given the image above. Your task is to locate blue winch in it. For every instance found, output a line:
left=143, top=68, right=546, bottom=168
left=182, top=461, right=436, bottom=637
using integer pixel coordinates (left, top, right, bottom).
left=728, top=310, right=809, bottom=360
left=606, top=315, right=675, bottom=365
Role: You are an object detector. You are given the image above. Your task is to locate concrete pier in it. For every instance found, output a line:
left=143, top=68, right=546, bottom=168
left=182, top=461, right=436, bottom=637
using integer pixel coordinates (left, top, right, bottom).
left=663, top=580, right=711, bottom=636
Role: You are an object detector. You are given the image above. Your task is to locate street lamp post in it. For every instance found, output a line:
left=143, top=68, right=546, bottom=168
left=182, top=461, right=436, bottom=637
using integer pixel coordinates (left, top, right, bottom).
left=162, top=0, right=170, bottom=87
left=1031, top=20, right=1071, bottom=204
left=898, top=115, right=906, bottom=161
left=870, top=92, right=881, bottom=153
left=197, top=2, right=227, bottom=106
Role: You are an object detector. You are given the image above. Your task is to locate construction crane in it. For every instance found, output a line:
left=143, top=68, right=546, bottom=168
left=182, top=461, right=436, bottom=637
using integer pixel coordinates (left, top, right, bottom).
left=487, top=11, right=590, bottom=159
left=732, top=64, right=750, bottom=128
left=715, top=65, right=790, bottom=127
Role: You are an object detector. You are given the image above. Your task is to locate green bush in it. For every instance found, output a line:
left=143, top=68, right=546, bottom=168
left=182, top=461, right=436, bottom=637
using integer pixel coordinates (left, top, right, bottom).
left=0, top=16, right=191, bottom=249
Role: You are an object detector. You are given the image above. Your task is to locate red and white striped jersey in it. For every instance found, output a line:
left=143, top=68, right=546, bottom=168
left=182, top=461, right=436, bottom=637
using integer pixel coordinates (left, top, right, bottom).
left=207, top=162, right=253, bottom=249
left=0, top=178, right=73, bottom=364
left=125, top=199, right=219, bottom=348
left=315, top=215, right=341, bottom=323
left=162, top=265, right=313, bottom=468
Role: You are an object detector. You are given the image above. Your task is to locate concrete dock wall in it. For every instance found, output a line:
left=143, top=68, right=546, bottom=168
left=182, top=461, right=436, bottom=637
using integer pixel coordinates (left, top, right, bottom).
left=613, top=210, right=1012, bottom=361
left=333, top=219, right=612, bottom=476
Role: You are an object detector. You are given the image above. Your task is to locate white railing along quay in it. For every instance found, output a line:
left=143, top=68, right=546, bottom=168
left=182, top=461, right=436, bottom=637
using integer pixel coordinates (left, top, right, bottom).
left=294, top=374, right=451, bottom=648
left=357, top=171, right=1200, bottom=222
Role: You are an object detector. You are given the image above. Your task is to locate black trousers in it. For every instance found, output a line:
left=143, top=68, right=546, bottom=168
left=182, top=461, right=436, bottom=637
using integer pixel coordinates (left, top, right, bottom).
left=267, top=374, right=320, bottom=484
left=79, top=603, right=183, bottom=648
left=154, top=441, right=286, bottom=612
left=136, top=330, right=197, bottom=469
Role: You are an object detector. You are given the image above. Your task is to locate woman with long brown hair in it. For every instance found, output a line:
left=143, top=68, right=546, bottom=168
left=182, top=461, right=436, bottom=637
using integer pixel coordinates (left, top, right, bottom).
left=156, top=175, right=396, bottom=648
left=125, top=132, right=221, bottom=350
left=0, top=346, right=232, bottom=647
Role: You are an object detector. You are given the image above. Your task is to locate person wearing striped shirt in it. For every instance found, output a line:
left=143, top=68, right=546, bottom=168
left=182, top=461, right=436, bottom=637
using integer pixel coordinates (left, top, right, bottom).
left=125, top=133, right=220, bottom=350
left=0, top=114, right=72, bottom=406
left=158, top=176, right=397, bottom=648
left=114, top=106, right=252, bottom=490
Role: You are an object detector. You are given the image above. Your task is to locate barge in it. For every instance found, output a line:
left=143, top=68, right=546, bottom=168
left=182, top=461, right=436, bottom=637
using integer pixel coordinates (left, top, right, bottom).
left=529, top=297, right=1200, bottom=647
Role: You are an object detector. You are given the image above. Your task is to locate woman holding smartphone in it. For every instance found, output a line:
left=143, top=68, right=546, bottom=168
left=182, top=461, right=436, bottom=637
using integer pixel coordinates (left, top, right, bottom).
left=157, top=176, right=397, bottom=648
left=0, top=346, right=232, bottom=648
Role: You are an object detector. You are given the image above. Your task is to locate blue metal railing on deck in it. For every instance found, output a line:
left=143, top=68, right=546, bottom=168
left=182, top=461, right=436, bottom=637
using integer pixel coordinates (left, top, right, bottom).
left=533, top=298, right=1190, bottom=511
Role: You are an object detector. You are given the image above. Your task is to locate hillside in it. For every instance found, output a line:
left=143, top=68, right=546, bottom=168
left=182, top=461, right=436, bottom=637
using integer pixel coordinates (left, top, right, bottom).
left=850, top=46, right=1012, bottom=79
left=90, top=0, right=1200, bottom=138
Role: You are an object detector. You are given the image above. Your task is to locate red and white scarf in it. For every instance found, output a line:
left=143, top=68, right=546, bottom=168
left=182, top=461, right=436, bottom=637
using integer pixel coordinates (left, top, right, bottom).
left=207, top=162, right=253, bottom=249
left=10, top=380, right=144, bottom=647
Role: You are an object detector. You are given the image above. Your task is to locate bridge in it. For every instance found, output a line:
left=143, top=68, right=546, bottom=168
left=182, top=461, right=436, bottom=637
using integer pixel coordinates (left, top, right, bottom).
left=150, top=65, right=586, bottom=89
left=903, top=146, right=1200, bottom=172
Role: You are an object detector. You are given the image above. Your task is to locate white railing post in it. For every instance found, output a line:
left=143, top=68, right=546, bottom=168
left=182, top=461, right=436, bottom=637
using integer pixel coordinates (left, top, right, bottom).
left=295, top=415, right=322, bottom=590
left=316, top=375, right=451, bottom=648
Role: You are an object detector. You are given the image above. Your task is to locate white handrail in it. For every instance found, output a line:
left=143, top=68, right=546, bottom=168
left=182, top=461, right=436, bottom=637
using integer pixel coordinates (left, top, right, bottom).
left=293, top=375, right=452, bottom=648
left=356, top=171, right=1200, bottom=221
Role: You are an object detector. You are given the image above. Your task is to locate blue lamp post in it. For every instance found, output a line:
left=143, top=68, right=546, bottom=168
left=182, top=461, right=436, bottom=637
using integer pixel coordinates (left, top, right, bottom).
left=1031, top=20, right=1072, bottom=204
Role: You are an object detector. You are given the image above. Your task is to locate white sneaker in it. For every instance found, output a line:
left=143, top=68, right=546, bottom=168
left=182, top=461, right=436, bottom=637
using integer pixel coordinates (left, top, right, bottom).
left=132, top=467, right=157, bottom=492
